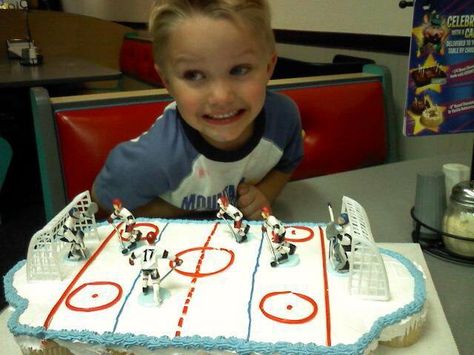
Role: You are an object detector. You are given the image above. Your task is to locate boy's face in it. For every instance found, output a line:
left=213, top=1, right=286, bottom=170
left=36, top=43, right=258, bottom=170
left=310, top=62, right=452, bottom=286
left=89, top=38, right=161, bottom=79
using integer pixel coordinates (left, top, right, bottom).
left=156, top=15, right=277, bottom=151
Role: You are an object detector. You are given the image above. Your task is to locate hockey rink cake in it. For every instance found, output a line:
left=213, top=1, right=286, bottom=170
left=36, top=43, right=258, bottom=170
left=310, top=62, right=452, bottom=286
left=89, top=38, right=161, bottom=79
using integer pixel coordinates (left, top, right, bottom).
left=4, top=192, right=427, bottom=354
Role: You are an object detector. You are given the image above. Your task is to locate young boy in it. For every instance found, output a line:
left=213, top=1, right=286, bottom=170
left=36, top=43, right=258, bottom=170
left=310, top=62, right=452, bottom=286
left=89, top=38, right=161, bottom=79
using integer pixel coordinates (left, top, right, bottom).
left=92, top=0, right=303, bottom=220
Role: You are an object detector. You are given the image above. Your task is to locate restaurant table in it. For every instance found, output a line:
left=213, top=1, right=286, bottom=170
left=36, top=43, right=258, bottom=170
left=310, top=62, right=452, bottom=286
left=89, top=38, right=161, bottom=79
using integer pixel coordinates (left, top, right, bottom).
left=0, top=55, right=121, bottom=88
left=273, top=151, right=472, bottom=355
left=0, top=243, right=458, bottom=354
left=0, top=55, right=122, bottom=278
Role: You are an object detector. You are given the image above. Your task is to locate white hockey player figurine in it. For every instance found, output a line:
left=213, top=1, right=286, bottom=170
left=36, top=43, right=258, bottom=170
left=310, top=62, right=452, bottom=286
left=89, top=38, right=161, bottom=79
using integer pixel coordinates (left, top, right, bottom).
left=108, top=198, right=141, bottom=253
left=261, top=206, right=296, bottom=267
left=59, top=207, right=87, bottom=260
left=325, top=213, right=352, bottom=273
left=129, top=232, right=183, bottom=305
left=336, top=213, right=352, bottom=252
left=216, top=196, right=249, bottom=243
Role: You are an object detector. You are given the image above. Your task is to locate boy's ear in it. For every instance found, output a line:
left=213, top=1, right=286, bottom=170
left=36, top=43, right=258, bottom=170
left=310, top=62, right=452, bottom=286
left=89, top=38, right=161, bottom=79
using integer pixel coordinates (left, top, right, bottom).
left=266, top=52, right=278, bottom=80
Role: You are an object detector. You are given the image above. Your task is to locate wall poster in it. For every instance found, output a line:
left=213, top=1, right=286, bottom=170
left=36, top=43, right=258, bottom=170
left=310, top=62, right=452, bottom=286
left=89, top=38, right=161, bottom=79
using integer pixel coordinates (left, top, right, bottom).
left=404, top=0, right=474, bottom=136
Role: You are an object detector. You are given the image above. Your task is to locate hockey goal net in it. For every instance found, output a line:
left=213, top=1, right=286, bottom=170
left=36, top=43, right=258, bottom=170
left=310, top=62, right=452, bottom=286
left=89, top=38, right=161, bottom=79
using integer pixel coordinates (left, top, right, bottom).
left=26, top=191, right=98, bottom=281
left=343, top=196, right=390, bottom=301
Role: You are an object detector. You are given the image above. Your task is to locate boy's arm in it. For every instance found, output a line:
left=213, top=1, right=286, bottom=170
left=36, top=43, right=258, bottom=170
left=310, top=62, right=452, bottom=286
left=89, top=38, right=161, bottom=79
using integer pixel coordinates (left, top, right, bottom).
left=91, top=185, right=111, bottom=219
left=237, top=169, right=292, bottom=220
left=91, top=184, right=188, bottom=219
left=132, top=197, right=189, bottom=218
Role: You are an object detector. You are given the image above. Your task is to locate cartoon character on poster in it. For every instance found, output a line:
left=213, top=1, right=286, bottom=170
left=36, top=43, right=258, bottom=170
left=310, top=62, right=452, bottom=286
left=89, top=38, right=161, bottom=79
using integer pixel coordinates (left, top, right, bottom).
left=416, top=10, right=450, bottom=57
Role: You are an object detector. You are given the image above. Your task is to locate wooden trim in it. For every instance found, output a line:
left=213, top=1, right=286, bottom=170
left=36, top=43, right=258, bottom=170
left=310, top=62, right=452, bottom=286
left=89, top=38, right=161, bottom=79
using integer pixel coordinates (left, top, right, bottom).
left=274, top=29, right=410, bottom=54
left=268, top=72, right=379, bottom=88
left=51, top=88, right=170, bottom=105
left=50, top=72, right=380, bottom=106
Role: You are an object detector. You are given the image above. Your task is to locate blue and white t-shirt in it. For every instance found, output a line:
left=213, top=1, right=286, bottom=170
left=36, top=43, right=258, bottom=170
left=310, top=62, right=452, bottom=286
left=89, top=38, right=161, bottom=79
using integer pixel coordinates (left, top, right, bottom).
left=94, top=90, right=303, bottom=212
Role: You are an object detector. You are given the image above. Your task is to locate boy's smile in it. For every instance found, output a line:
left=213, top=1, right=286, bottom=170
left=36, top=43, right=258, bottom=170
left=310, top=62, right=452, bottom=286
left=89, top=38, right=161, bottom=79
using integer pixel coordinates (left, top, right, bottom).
left=157, top=15, right=276, bottom=151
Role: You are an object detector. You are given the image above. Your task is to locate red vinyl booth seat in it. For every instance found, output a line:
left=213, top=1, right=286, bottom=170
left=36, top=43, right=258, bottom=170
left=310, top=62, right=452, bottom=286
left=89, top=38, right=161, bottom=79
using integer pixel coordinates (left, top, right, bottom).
left=54, top=80, right=386, bottom=202
left=281, top=81, right=386, bottom=180
left=119, top=36, right=163, bottom=87
left=56, top=101, right=170, bottom=202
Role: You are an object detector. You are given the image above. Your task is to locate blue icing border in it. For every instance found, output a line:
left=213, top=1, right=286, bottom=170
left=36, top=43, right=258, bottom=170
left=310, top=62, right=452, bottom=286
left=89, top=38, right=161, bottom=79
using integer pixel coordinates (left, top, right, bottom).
left=4, top=229, right=425, bottom=355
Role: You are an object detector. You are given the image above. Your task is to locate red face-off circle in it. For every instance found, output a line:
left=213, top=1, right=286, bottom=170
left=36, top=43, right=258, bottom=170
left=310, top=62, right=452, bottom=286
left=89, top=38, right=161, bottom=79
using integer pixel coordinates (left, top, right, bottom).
left=65, top=281, right=123, bottom=312
left=285, top=226, right=314, bottom=243
left=259, top=291, right=318, bottom=324
left=118, top=222, right=159, bottom=242
left=173, top=247, right=235, bottom=278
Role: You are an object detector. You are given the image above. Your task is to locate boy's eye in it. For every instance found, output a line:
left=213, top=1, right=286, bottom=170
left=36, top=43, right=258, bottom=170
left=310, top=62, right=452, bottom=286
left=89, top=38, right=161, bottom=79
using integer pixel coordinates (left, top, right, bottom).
left=182, top=70, right=205, bottom=81
left=230, top=65, right=251, bottom=76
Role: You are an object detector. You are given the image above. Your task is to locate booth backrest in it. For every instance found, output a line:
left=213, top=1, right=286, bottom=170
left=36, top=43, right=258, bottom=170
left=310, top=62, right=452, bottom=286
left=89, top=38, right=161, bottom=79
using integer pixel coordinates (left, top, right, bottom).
left=279, top=81, right=386, bottom=180
left=56, top=101, right=170, bottom=203
left=119, top=35, right=164, bottom=87
left=119, top=33, right=375, bottom=88
left=32, top=70, right=388, bottom=221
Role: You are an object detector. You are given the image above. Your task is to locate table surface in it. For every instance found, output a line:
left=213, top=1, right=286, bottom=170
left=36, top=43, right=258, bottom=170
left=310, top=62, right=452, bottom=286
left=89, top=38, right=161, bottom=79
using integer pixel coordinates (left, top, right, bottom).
left=273, top=151, right=472, bottom=355
left=0, top=55, right=121, bottom=88
left=0, top=243, right=458, bottom=355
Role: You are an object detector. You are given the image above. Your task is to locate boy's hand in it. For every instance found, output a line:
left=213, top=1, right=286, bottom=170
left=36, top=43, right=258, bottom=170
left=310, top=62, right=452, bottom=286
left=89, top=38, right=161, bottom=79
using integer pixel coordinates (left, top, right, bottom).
left=237, top=183, right=269, bottom=220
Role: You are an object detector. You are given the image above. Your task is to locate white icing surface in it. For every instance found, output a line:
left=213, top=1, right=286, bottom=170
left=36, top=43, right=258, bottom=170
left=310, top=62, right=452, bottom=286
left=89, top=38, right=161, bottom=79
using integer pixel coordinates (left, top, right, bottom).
left=9, top=220, right=425, bottom=354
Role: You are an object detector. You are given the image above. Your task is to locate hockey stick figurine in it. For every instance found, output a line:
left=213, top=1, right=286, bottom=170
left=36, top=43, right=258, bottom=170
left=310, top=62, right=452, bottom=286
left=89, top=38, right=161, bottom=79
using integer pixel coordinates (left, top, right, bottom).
left=218, top=213, right=241, bottom=242
left=261, top=225, right=279, bottom=266
left=261, top=206, right=296, bottom=267
left=59, top=202, right=97, bottom=259
left=58, top=207, right=88, bottom=260
left=129, top=232, right=183, bottom=305
left=328, top=202, right=335, bottom=222
left=108, top=219, right=127, bottom=252
left=325, top=202, right=351, bottom=273
left=111, top=226, right=141, bottom=255
left=122, top=229, right=142, bottom=254
left=161, top=258, right=183, bottom=283
left=107, top=199, right=141, bottom=254
left=216, top=196, right=248, bottom=243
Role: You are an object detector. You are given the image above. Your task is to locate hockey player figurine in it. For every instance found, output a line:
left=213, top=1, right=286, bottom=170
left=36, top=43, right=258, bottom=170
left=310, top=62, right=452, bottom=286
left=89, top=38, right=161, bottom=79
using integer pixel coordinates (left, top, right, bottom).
left=261, top=206, right=296, bottom=267
left=108, top=198, right=141, bottom=254
left=216, top=196, right=249, bottom=243
left=325, top=214, right=352, bottom=273
left=129, top=232, right=183, bottom=305
left=59, top=207, right=87, bottom=260
left=336, top=213, right=352, bottom=252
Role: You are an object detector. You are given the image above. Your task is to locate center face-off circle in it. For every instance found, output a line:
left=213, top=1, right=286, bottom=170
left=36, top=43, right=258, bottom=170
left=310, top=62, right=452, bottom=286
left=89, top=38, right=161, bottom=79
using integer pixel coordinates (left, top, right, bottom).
left=66, top=281, right=123, bottom=312
left=174, top=247, right=235, bottom=278
left=259, top=291, right=318, bottom=324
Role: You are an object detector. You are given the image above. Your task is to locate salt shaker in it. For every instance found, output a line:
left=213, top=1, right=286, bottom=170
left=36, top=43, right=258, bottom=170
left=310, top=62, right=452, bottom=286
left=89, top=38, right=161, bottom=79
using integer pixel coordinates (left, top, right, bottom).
left=442, top=180, right=474, bottom=257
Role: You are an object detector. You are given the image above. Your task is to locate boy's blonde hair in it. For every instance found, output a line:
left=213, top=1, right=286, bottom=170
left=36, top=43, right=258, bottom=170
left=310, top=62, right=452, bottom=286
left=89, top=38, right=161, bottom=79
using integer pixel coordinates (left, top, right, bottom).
left=149, top=0, right=275, bottom=68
